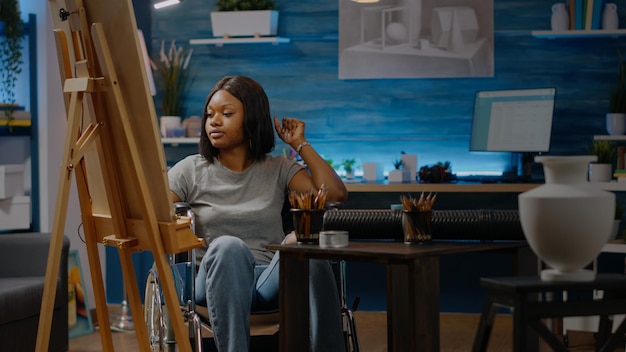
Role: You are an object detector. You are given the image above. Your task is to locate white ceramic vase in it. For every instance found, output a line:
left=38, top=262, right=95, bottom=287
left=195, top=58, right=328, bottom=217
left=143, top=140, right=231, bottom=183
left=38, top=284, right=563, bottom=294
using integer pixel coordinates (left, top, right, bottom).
left=518, top=155, right=615, bottom=282
left=551, top=3, right=569, bottom=31
left=606, top=113, right=626, bottom=135
left=602, top=3, right=619, bottom=30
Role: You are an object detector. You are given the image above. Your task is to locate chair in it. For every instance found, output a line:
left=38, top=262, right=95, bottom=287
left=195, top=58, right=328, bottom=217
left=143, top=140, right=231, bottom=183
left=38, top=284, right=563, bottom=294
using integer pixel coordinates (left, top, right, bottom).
left=0, top=232, right=70, bottom=352
left=143, top=202, right=360, bottom=352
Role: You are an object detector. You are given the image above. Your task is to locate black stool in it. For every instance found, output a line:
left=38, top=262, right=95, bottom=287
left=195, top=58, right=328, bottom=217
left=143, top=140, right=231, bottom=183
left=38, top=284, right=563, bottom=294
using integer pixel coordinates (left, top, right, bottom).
left=472, top=274, right=626, bottom=352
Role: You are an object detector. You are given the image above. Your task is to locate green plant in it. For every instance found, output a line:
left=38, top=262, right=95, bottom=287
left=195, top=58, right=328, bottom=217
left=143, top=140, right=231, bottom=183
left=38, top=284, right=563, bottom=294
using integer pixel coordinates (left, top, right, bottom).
left=342, top=158, right=356, bottom=174
left=0, top=0, right=24, bottom=123
left=216, top=0, right=276, bottom=11
left=393, top=159, right=403, bottom=170
left=150, top=40, right=193, bottom=117
left=590, top=140, right=616, bottom=164
left=610, top=49, right=626, bottom=113
left=436, top=161, right=452, bottom=172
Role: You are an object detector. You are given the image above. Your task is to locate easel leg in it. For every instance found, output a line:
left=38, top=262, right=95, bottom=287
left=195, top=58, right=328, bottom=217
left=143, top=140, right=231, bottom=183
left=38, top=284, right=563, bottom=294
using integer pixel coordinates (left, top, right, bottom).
left=75, top=161, right=114, bottom=350
left=118, top=248, right=151, bottom=352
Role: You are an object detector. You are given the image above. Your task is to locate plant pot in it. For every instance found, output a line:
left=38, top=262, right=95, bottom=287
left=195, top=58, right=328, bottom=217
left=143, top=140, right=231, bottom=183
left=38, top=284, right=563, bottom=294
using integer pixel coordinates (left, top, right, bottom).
left=518, top=155, right=615, bottom=282
left=606, top=113, right=626, bottom=135
left=160, top=116, right=181, bottom=138
left=388, top=169, right=403, bottom=183
left=588, top=162, right=612, bottom=182
left=210, top=10, right=279, bottom=38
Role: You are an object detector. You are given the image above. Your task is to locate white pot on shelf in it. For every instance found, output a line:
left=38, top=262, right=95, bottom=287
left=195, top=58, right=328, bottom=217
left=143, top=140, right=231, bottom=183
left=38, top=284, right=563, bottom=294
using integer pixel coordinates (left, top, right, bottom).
left=588, top=162, right=613, bottom=182
left=210, top=10, right=279, bottom=38
left=518, top=155, right=615, bottom=282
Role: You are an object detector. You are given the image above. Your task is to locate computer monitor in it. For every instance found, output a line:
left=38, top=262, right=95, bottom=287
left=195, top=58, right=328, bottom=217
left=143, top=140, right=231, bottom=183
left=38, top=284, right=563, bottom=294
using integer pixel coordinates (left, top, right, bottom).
left=470, top=88, right=556, bottom=153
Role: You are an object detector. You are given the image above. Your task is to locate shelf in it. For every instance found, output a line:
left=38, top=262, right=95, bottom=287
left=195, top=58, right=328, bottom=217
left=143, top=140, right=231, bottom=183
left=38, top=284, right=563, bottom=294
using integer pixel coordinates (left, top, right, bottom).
left=531, top=29, right=626, bottom=39
left=162, top=137, right=199, bottom=145
left=594, top=135, right=626, bottom=141
left=189, top=37, right=290, bottom=46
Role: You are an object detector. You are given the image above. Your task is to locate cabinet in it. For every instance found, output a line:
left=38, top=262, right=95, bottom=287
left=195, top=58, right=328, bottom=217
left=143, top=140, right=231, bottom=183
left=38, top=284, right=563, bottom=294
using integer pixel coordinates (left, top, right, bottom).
left=531, top=29, right=626, bottom=39
left=0, top=14, right=39, bottom=232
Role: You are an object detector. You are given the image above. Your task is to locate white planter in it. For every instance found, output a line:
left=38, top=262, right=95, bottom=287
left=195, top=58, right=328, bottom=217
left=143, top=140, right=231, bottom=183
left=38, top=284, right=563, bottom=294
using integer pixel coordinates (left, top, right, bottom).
left=588, top=162, right=612, bottom=182
left=388, top=169, right=403, bottom=183
left=160, top=115, right=181, bottom=138
left=519, top=155, right=615, bottom=282
left=210, top=10, right=279, bottom=38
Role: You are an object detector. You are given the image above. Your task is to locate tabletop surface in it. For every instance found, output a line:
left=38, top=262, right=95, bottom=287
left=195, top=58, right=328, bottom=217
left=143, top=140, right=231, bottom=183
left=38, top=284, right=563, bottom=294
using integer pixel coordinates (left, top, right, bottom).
left=480, top=273, right=626, bottom=293
left=268, top=240, right=528, bottom=262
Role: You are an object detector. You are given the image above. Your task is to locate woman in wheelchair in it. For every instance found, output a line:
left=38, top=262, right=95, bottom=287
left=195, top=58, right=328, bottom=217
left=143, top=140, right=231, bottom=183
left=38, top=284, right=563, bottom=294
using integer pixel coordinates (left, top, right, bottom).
left=167, top=75, right=349, bottom=352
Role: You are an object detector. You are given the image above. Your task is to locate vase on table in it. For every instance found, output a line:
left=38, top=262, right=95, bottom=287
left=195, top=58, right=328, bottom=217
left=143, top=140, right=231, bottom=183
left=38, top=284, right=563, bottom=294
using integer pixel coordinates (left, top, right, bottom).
left=518, top=155, right=615, bottom=282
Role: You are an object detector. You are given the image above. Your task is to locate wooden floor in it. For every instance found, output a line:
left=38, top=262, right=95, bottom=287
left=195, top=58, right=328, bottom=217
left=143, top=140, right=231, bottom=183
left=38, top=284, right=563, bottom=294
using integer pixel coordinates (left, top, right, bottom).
left=68, top=308, right=618, bottom=351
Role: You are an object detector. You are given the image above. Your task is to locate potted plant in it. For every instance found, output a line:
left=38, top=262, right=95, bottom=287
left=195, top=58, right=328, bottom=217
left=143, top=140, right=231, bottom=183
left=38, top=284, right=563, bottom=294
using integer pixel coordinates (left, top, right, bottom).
left=341, top=158, right=357, bottom=179
left=0, top=0, right=24, bottom=125
left=150, top=40, right=193, bottom=137
left=211, top=0, right=279, bottom=38
left=589, top=140, right=616, bottom=182
left=607, top=49, right=626, bottom=135
left=388, top=159, right=404, bottom=183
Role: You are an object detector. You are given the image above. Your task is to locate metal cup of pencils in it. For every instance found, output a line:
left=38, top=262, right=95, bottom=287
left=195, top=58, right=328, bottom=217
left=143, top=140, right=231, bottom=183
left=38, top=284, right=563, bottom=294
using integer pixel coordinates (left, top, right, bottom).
left=291, top=208, right=326, bottom=244
left=289, top=186, right=328, bottom=244
left=401, top=193, right=436, bottom=244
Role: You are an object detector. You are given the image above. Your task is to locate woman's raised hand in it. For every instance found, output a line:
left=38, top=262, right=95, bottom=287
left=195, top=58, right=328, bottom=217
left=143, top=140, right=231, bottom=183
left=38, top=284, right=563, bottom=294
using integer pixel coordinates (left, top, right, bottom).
left=274, top=117, right=305, bottom=145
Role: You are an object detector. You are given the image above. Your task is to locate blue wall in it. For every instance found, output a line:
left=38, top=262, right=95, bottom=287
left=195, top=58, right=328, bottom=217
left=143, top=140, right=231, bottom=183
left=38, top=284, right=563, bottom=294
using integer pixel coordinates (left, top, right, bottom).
left=151, top=0, right=626, bottom=176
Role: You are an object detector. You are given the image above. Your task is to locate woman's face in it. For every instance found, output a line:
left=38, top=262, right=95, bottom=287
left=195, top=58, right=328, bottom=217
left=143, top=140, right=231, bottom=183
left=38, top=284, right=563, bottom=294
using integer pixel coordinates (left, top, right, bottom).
left=205, top=90, right=246, bottom=151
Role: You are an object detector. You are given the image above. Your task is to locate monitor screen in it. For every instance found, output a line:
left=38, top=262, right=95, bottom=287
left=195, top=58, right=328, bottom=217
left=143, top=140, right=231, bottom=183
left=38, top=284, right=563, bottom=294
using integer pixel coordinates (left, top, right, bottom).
left=469, top=88, right=556, bottom=152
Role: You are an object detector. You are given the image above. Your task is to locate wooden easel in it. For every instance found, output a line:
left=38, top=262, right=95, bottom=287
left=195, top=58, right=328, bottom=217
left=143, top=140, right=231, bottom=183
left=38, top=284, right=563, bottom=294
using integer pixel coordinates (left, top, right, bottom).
left=36, top=1, right=203, bottom=351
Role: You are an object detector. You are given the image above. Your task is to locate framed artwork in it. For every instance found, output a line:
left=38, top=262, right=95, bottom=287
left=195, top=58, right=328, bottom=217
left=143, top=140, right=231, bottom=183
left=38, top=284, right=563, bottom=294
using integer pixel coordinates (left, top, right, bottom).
left=68, top=250, right=94, bottom=338
left=339, top=0, right=495, bottom=79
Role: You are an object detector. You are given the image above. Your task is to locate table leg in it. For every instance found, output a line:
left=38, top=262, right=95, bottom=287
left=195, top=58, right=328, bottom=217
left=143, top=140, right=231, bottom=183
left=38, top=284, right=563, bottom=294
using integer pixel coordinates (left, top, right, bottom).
left=387, top=256, right=440, bottom=352
left=278, top=251, right=310, bottom=351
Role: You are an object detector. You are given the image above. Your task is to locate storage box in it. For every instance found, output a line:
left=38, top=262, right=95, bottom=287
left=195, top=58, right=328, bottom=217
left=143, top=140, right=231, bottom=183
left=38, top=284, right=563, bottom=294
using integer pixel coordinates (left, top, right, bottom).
left=0, top=164, right=25, bottom=199
left=0, top=196, right=30, bottom=230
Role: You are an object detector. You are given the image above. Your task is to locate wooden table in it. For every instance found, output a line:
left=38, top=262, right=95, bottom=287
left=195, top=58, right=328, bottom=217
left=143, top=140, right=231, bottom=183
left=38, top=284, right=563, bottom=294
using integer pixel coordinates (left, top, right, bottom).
left=473, top=274, right=626, bottom=352
left=267, top=240, right=533, bottom=352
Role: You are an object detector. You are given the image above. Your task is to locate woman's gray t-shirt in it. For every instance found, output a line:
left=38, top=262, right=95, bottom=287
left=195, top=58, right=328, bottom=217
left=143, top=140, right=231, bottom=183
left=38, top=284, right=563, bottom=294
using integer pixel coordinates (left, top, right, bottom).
left=168, top=154, right=303, bottom=264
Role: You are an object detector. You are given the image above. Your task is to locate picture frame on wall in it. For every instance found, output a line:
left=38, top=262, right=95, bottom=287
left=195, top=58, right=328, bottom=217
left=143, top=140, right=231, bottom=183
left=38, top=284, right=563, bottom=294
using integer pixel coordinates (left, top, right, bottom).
left=68, top=250, right=94, bottom=338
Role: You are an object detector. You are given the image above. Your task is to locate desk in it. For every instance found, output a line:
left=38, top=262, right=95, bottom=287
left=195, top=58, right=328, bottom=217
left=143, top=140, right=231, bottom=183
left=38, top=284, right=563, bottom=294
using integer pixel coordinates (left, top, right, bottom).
left=267, top=241, right=532, bottom=352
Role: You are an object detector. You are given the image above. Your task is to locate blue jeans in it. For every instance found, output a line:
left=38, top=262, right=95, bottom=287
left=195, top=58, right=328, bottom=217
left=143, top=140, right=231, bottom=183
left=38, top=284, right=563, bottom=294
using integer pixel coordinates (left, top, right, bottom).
left=195, top=235, right=346, bottom=352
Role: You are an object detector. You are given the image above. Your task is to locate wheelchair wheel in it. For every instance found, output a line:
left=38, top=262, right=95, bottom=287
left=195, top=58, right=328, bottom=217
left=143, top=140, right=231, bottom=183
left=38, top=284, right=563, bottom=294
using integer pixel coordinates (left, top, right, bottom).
left=144, top=268, right=176, bottom=352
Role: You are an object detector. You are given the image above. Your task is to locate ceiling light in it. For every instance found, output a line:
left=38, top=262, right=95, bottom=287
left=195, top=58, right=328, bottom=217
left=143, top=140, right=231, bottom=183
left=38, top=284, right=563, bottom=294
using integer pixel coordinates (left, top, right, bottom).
left=351, top=0, right=380, bottom=3
left=154, top=0, right=182, bottom=10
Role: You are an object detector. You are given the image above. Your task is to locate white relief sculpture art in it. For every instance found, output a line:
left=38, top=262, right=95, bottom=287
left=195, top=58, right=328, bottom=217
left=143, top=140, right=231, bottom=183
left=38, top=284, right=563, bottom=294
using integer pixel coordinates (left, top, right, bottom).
left=339, top=0, right=494, bottom=79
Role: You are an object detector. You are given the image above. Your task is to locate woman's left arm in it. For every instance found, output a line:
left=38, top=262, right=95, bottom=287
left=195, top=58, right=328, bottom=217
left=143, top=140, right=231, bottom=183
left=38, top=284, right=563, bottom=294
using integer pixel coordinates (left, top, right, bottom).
left=274, top=117, right=348, bottom=203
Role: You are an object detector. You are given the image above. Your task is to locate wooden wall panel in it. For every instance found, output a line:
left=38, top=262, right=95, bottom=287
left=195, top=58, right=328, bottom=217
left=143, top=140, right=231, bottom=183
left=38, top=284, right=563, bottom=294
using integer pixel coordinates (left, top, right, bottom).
left=152, top=0, right=626, bottom=176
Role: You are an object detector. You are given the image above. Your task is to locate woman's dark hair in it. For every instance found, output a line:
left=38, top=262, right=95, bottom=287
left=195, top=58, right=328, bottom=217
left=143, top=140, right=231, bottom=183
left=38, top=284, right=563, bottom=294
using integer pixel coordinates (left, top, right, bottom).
left=199, top=76, right=275, bottom=162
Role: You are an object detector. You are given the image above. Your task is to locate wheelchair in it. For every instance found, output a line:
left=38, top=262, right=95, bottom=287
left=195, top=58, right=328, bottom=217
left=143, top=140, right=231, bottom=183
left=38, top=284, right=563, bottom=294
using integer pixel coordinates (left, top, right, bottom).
left=143, top=202, right=360, bottom=352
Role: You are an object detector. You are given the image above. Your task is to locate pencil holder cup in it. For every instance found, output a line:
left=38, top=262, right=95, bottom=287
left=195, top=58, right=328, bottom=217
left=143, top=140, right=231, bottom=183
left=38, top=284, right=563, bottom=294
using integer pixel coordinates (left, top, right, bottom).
left=291, top=209, right=326, bottom=244
left=402, top=210, right=433, bottom=244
